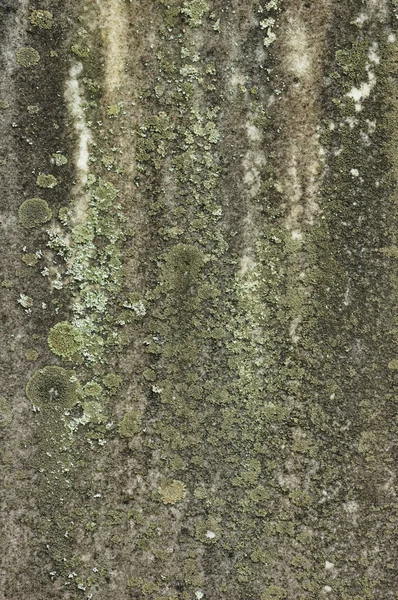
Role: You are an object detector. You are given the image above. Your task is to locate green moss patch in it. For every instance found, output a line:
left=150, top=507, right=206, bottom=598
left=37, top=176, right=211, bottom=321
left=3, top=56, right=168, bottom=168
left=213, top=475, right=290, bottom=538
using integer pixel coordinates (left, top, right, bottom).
left=16, top=47, right=40, bottom=67
left=18, top=198, right=52, bottom=228
left=26, top=366, right=80, bottom=408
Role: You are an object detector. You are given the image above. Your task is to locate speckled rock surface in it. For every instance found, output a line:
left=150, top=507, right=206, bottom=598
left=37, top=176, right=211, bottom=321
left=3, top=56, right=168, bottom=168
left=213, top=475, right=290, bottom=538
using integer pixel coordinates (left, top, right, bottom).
left=1, top=1, right=398, bottom=598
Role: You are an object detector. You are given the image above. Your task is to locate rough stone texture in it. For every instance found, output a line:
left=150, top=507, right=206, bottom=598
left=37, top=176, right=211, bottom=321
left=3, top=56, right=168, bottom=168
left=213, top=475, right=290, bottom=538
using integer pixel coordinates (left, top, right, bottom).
left=1, top=1, right=398, bottom=599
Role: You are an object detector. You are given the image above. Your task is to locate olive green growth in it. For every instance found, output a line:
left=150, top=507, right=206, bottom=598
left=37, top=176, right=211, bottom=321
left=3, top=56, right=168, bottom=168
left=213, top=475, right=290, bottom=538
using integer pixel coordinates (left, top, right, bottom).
left=48, top=321, right=83, bottom=359
left=158, top=480, right=186, bottom=505
left=119, top=410, right=142, bottom=438
left=106, top=104, right=121, bottom=117
left=26, top=366, right=80, bottom=408
left=260, top=586, right=287, bottom=600
left=52, top=153, right=67, bottom=166
left=21, top=253, right=39, bottom=266
left=18, top=198, right=52, bottom=228
left=29, top=10, right=53, bottom=29
left=25, top=349, right=39, bottom=361
left=16, top=47, right=40, bottom=67
left=164, top=243, right=205, bottom=292
left=0, top=396, right=12, bottom=427
left=388, top=359, right=398, bottom=370
left=83, top=381, right=103, bottom=397
left=0, top=100, right=9, bottom=109
left=181, top=0, right=209, bottom=27
left=36, top=173, right=57, bottom=188
left=102, top=373, right=122, bottom=392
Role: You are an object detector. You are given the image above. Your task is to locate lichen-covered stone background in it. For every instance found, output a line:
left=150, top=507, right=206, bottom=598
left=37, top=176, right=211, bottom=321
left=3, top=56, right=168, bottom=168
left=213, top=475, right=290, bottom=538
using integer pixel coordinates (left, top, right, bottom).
left=1, top=0, right=398, bottom=598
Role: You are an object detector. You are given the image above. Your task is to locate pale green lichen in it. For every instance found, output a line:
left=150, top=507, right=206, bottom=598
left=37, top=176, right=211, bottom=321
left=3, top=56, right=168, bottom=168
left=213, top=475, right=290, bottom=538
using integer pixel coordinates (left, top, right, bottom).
left=52, top=153, right=68, bottom=166
left=83, top=401, right=104, bottom=424
left=21, top=253, right=39, bottom=266
left=181, top=0, right=209, bottom=27
left=25, top=349, right=39, bottom=361
left=27, top=104, right=40, bottom=114
left=158, top=480, right=186, bottom=504
left=0, top=396, right=12, bottom=427
left=26, top=366, right=80, bottom=408
left=71, top=44, right=90, bottom=58
left=29, top=9, right=53, bottom=29
left=106, top=104, right=121, bottom=117
left=83, top=381, right=103, bottom=397
left=16, top=47, right=40, bottom=67
left=0, top=100, right=9, bottom=109
left=36, top=173, right=57, bottom=188
left=18, top=198, right=52, bottom=228
left=119, top=410, right=142, bottom=438
left=102, top=373, right=122, bottom=393
left=48, top=321, right=83, bottom=359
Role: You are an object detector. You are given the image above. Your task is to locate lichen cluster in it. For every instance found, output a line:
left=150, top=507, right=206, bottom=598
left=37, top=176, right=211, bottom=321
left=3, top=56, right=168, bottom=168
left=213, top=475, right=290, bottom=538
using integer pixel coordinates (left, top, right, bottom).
left=26, top=366, right=80, bottom=409
left=18, top=198, right=52, bottom=228
left=15, top=47, right=40, bottom=67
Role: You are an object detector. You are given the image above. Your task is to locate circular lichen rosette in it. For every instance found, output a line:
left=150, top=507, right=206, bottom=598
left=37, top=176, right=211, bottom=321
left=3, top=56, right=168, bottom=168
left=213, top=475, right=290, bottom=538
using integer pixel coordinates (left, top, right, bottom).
left=158, top=479, right=187, bottom=505
left=18, top=198, right=52, bottom=228
left=26, top=366, right=80, bottom=409
left=15, top=47, right=41, bottom=67
left=48, top=321, right=83, bottom=359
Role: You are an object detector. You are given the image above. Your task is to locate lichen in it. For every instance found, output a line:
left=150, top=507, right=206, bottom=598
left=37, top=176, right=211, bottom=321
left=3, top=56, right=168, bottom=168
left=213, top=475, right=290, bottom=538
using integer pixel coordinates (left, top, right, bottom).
left=16, top=47, right=40, bottom=67
left=119, top=410, right=142, bottom=438
left=0, top=396, right=12, bottom=427
left=158, top=480, right=186, bottom=504
left=26, top=366, right=80, bottom=408
left=18, top=198, right=52, bottom=228
left=52, top=153, right=68, bottom=166
left=102, top=373, right=122, bottom=393
left=0, top=100, right=9, bottom=109
left=25, top=349, right=39, bottom=361
left=29, top=9, right=53, bottom=29
left=21, top=253, right=39, bottom=266
left=36, top=173, right=58, bottom=188
left=48, top=321, right=83, bottom=359
left=181, top=0, right=209, bottom=28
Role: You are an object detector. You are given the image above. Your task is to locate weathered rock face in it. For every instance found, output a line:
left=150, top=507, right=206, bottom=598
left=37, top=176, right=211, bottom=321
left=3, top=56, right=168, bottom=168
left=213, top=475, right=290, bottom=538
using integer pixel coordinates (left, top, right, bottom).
left=1, top=1, right=398, bottom=598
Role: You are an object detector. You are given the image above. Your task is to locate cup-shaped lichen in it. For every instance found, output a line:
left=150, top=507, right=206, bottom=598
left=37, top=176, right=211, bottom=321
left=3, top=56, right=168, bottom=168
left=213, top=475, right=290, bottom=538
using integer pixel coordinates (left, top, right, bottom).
left=18, top=198, right=52, bottom=228
left=26, top=366, right=80, bottom=408
left=158, top=480, right=186, bottom=504
left=48, top=321, right=83, bottom=359
left=16, top=47, right=41, bottom=67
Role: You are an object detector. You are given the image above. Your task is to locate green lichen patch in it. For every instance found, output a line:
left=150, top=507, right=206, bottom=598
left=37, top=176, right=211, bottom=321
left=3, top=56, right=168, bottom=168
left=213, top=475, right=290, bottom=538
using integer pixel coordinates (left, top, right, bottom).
left=102, top=373, right=122, bottom=393
left=158, top=480, right=186, bottom=504
left=163, top=243, right=205, bottom=293
left=260, top=585, right=287, bottom=600
left=181, top=0, right=209, bottom=28
left=83, top=381, right=103, bottom=397
left=71, top=44, right=90, bottom=58
left=388, top=359, right=398, bottom=370
left=83, top=401, right=104, bottom=424
left=0, top=99, right=9, bottom=109
left=52, top=153, right=68, bottom=166
left=15, top=47, right=40, bottom=67
left=18, top=198, right=52, bottom=228
left=26, top=366, right=80, bottom=408
left=106, top=104, right=121, bottom=117
left=25, top=348, right=39, bottom=361
left=29, top=9, right=53, bottom=29
left=0, top=396, right=12, bottom=427
left=92, top=180, right=118, bottom=209
left=27, top=104, right=40, bottom=114
left=21, top=253, right=39, bottom=266
left=119, top=410, right=142, bottom=438
left=36, top=173, right=58, bottom=188
left=48, top=322, right=83, bottom=359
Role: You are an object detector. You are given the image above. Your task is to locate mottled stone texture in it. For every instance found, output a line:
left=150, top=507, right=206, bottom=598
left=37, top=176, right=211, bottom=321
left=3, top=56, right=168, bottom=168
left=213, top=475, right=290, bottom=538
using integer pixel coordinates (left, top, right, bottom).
left=1, top=1, right=398, bottom=599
